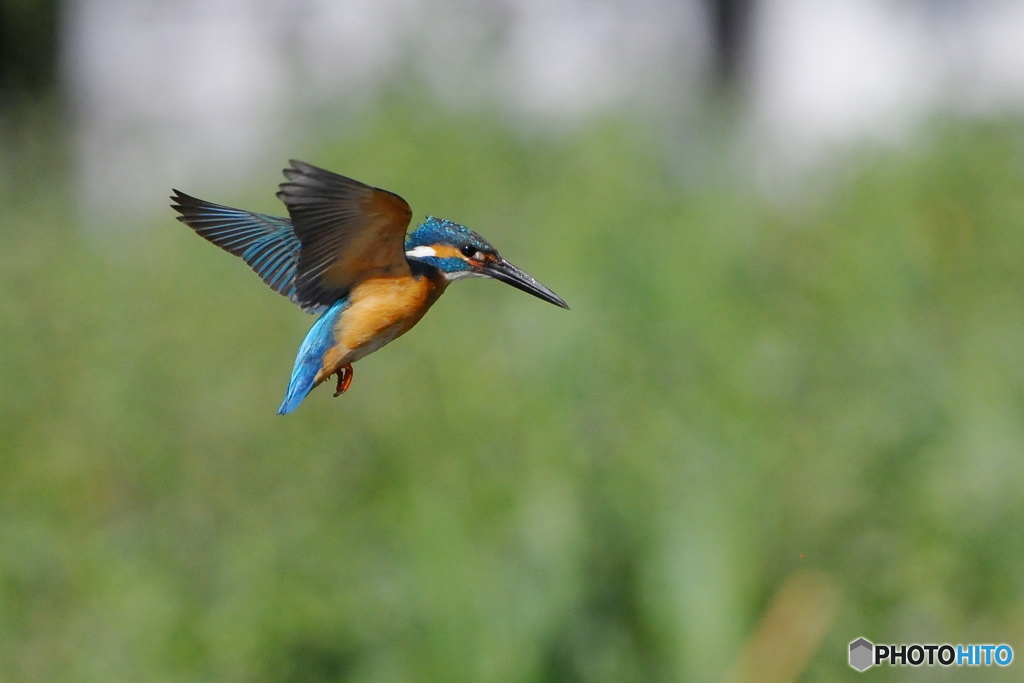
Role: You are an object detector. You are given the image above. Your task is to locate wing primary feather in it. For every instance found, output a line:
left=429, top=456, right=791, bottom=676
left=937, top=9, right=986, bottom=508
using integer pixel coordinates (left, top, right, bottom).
left=275, top=160, right=414, bottom=309
left=171, top=190, right=321, bottom=312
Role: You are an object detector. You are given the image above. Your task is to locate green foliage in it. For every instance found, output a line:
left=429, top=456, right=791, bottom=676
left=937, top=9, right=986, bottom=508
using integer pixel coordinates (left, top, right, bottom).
left=2, top=109, right=1024, bottom=681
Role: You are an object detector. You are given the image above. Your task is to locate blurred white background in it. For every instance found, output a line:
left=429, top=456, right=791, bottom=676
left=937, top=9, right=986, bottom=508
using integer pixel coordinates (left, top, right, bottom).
left=61, top=0, right=1024, bottom=217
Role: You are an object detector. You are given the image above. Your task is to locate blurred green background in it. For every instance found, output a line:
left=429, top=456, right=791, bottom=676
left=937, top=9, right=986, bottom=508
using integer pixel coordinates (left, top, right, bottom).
left=4, top=2, right=1024, bottom=681
left=5, top=105, right=1024, bottom=681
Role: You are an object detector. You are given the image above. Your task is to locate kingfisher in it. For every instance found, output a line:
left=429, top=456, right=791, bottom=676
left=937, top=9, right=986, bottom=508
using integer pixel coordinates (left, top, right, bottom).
left=171, top=160, right=569, bottom=414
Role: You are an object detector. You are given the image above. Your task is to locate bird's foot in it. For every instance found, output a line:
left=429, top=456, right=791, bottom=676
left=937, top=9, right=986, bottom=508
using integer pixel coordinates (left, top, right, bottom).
left=333, top=364, right=353, bottom=396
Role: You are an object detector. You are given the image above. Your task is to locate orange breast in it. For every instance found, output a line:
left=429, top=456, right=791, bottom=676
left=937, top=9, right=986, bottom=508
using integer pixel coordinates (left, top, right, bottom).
left=328, top=271, right=446, bottom=368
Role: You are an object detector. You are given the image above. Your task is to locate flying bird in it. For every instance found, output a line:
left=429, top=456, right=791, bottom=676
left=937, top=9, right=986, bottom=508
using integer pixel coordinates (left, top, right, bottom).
left=171, top=160, right=568, bottom=414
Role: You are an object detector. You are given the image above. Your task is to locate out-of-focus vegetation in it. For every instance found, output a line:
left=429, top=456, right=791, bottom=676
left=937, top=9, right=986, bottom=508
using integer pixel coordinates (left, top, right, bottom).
left=2, top=104, right=1024, bottom=682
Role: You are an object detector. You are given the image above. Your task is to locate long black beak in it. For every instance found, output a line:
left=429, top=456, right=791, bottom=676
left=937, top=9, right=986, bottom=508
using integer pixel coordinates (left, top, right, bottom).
left=483, top=258, right=570, bottom=309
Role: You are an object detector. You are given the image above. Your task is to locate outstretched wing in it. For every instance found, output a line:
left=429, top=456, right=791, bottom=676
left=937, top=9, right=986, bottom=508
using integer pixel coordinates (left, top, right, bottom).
left=170, top=190, right=323, bottom=313
left=276, top=160, right=414, bottom=310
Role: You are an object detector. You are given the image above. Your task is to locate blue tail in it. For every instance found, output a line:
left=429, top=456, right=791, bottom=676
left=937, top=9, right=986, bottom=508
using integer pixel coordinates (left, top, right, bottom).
left=277, top=299, right=348, bottom=414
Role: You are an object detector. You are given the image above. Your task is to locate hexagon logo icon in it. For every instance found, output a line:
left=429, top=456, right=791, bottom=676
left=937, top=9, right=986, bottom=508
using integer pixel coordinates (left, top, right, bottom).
left=849, top=637, right=874, bottom=671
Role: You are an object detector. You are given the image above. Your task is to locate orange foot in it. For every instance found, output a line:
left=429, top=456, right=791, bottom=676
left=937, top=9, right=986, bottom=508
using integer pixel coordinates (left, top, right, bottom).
left=333, top=363, right=354, bottom=397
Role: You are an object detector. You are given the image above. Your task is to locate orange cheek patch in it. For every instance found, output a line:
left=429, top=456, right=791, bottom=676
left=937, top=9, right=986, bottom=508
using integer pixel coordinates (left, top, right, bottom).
left=430, top=244, right=465, bottom=260
left=429, top=244, right=496, bottom=268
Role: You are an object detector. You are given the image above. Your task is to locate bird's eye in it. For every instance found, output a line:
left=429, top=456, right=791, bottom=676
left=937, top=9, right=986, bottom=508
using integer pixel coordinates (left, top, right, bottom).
left=460, top=245, right=478, bottom=259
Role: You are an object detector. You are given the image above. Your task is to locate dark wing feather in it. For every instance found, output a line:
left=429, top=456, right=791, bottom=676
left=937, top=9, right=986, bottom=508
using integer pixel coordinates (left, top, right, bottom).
left=170, top=190, right=323, bottom=313
left=276, top=160, right=414, bottom=310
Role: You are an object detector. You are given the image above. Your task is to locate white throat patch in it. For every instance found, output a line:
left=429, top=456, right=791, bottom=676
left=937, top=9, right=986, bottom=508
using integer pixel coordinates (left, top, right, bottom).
left=443, top=269, right=486, bottom=282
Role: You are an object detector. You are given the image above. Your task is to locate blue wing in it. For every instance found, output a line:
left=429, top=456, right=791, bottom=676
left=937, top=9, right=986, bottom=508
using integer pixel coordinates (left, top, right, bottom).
left=171, top=190, right=324, bottom=314
left=277, top=298, right=348, bottom=414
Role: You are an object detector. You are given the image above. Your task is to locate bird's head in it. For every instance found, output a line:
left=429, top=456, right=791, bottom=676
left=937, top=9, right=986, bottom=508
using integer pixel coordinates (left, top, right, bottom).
left=405, top=217, right=569, bottom=309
